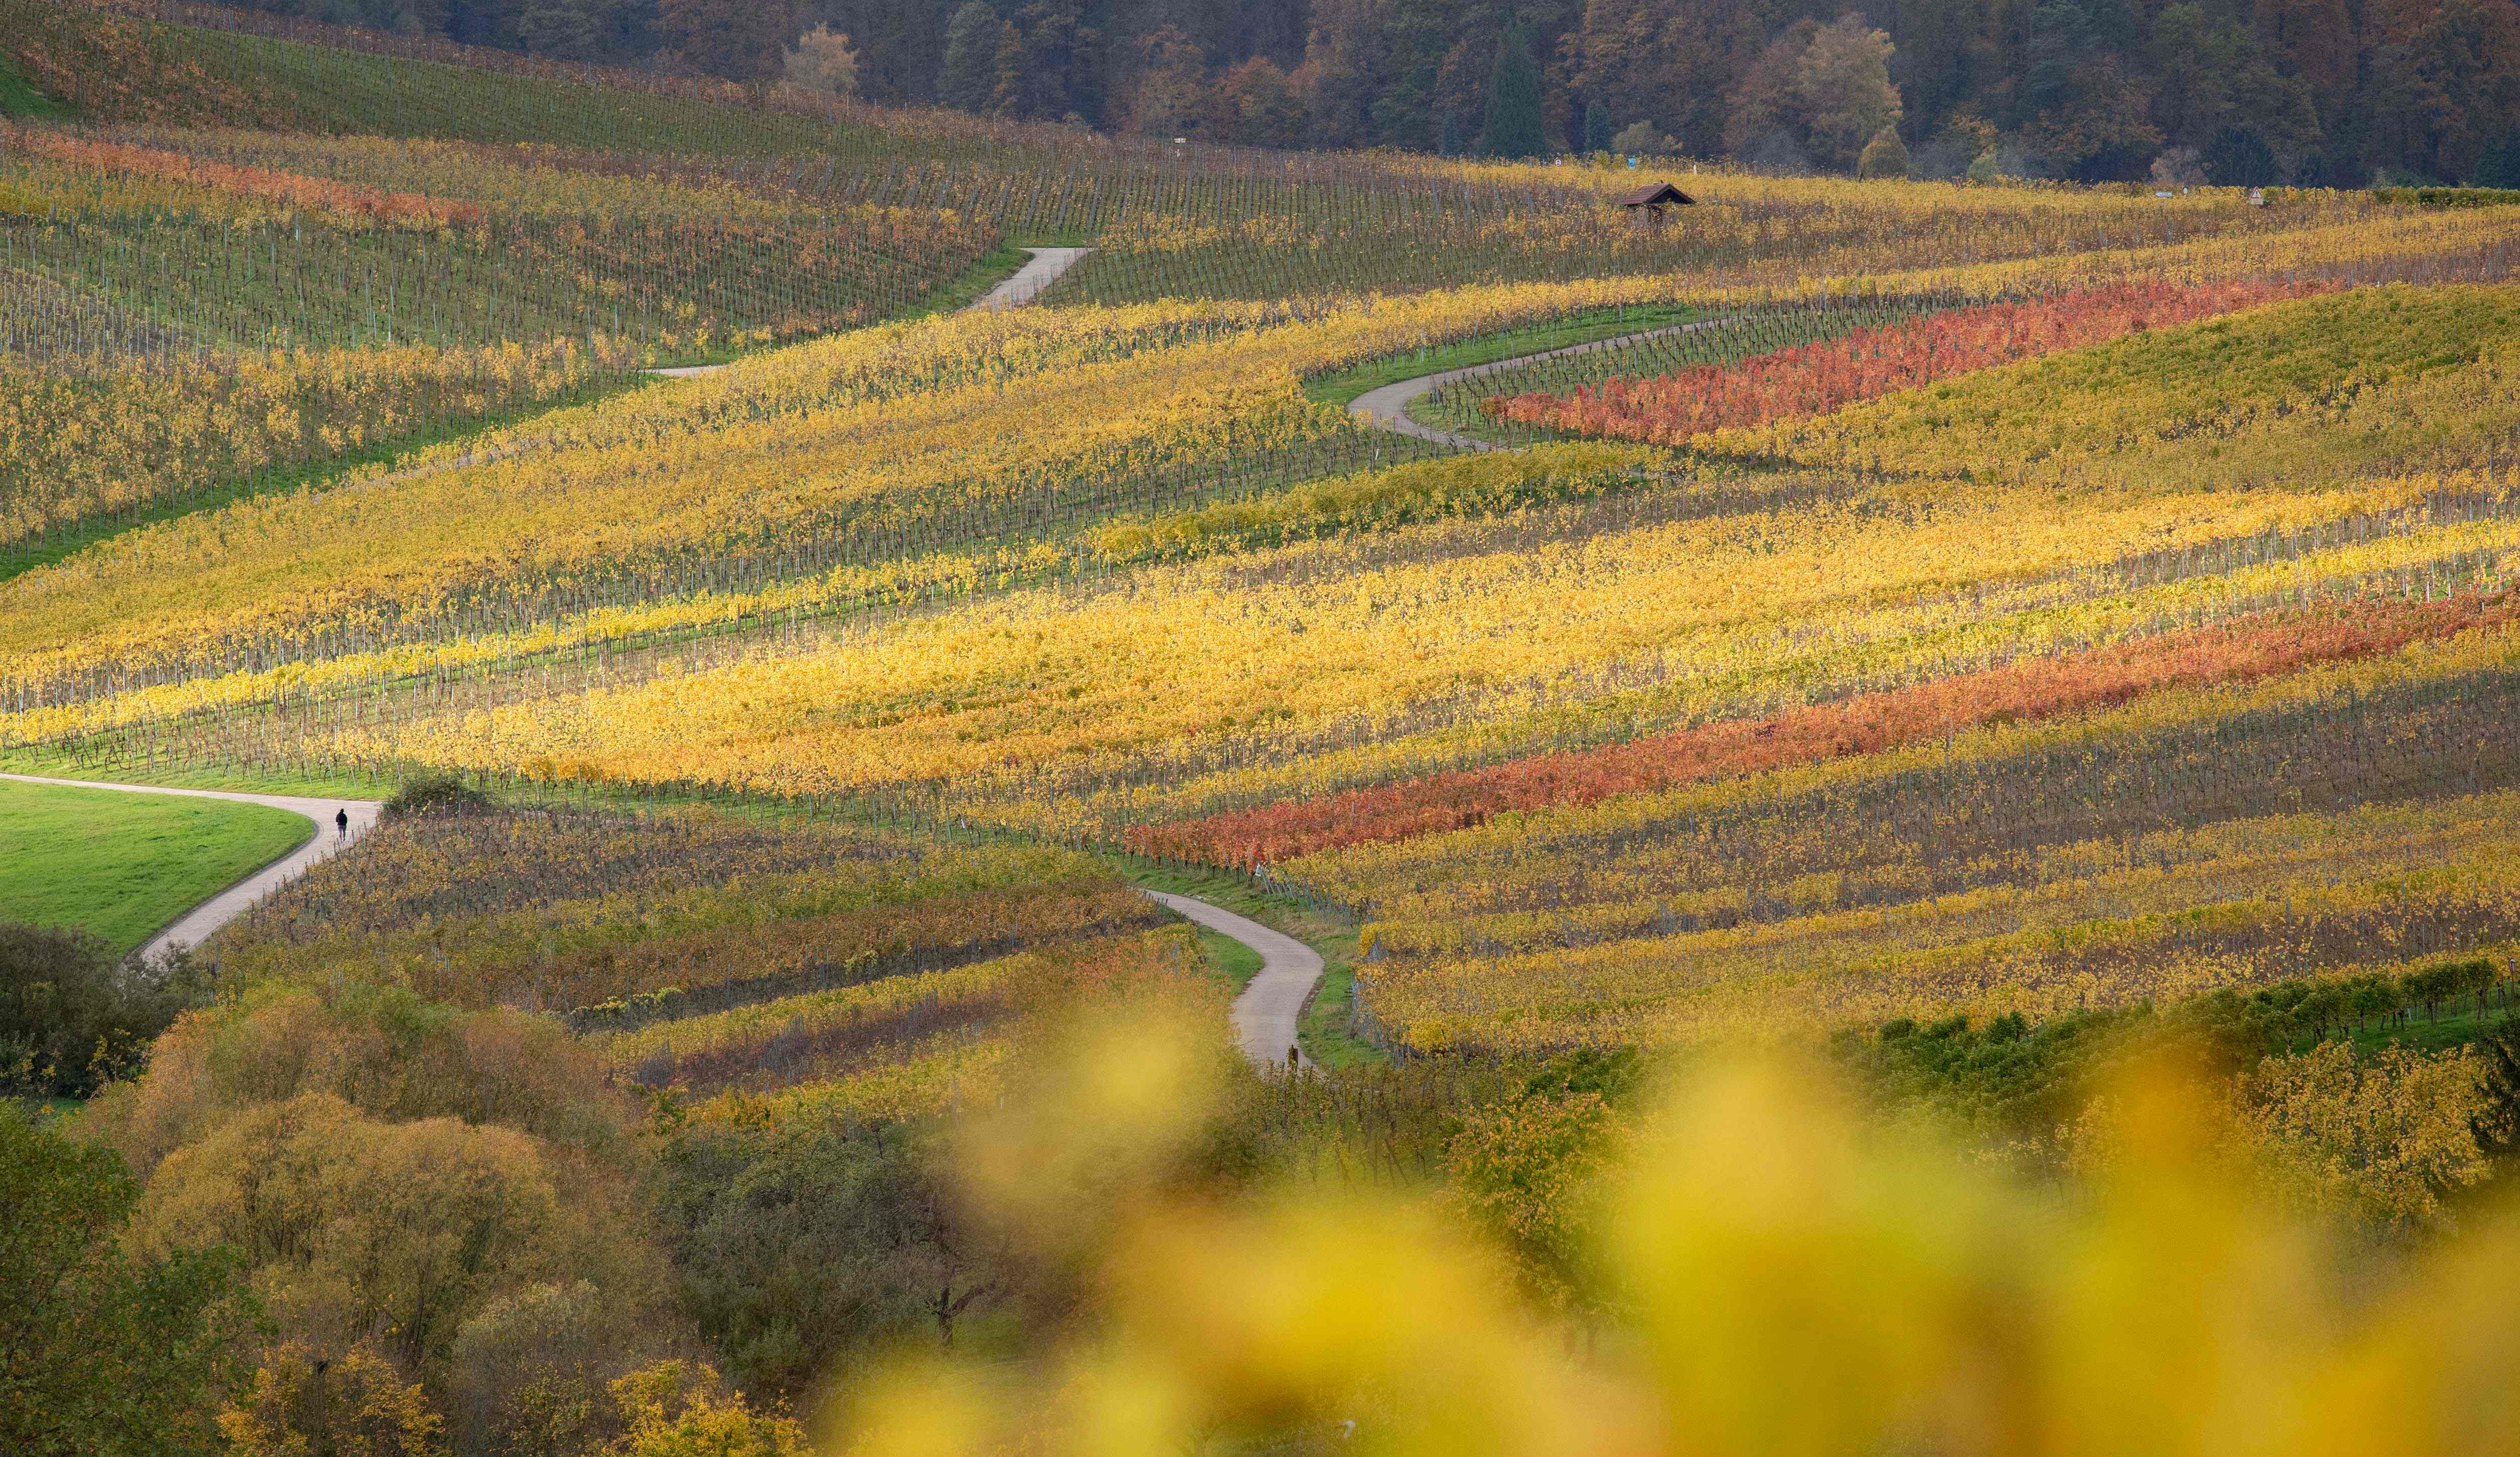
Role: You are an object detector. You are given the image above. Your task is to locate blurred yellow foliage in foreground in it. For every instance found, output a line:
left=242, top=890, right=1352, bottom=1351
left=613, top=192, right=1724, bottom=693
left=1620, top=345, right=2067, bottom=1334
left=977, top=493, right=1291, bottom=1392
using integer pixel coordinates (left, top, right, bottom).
left=836, top=1008, right=2520, bottom=1456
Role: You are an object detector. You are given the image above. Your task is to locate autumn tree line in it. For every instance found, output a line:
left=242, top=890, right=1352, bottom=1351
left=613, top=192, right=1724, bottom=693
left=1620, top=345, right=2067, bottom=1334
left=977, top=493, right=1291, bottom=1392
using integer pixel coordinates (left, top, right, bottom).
left=201, top=0, right=2520, bottom=183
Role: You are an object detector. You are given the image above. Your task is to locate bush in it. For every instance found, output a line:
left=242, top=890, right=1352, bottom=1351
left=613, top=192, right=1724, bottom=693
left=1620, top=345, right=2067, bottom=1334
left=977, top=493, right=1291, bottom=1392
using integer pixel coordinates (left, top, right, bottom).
left=607, top=1361, right=805, bottom=1457
left=1444, top=1086, right=1620, bottom=1314
left=383, top=774, right=493, bottom=823
left=2373, top=185, right=2520, bottom=208
left=129, top=1091, right=674, bottom=1384
left=2239, top=1041, right=2490, bottom=1231
left=215, top=1341, right=441, bottom=1457
left=80, top=982, right=634, bottom=1184
left=1856, top=125, right=1910, bottom=179
left=648, top=1114, right=995, bottom=1395
left=1610, top=120, right=1674, bottom=156
left=2149, top=146, right=2207, bottom=188
left=448, top=1280, right=670, bottom=1456
left=0, top=921, right=199, bottom=1099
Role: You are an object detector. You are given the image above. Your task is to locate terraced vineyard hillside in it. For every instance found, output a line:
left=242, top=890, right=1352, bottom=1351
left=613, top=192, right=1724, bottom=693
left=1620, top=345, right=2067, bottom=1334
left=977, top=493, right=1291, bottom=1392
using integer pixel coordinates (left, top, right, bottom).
left=206, top=804, right=1194, bottom=1116
left=16, top=5, right=2520, bottom=1451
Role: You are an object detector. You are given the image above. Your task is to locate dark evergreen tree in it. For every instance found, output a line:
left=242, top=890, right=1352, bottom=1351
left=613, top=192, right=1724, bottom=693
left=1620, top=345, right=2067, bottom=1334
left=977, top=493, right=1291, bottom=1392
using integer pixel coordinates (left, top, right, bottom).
left=821, top=0, right=946, bottom=102
left=2478, top=126, right=2520, bottom=188
left=1015, top=0, right=1085, bottom=121
left=443, top=0, right=518, bottom=47
left=603, top=0, right=661, bottom=62
left=2020, top=0, right=2095, bottom=122
left=1478, top=24, right=1548, bottom=156
left=517, top=0, right=602, bottom=59
left=1438, top=108, right=1465, bottom=154
left=988, top=16, right=1027, bottom=115
left=657, top=0, right=797, bottom=80
left=2202, top=124, right=2279, bottom=185
left=937, top=1, right=1000, bottom=112
left=1584, top=97, right=1612, bottom=150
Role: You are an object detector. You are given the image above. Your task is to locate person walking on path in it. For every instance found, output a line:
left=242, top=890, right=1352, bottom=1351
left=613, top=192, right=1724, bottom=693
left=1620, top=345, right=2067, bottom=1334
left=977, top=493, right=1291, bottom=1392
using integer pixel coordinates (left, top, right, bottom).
left=0, top=774, right=380, bottom=964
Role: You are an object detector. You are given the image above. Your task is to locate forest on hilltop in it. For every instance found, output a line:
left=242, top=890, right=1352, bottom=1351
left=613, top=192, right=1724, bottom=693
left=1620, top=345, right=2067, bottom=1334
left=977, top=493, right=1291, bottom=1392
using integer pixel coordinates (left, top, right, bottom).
left=196, top=0, right=2520, bottom=183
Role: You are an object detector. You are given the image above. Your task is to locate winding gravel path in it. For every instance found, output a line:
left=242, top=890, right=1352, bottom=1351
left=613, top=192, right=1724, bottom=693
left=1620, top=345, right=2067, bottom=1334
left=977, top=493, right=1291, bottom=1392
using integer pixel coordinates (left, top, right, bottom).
left=647, top=245, right=1092, bottom=379
left=0, top=774, right=378, bottom=964
left=54, top=299, right=1690, bottom=1044
left=967, top=246, right=1093, bottom=311
left=1130, top=318, right=1743, bottom=1068
left=1142, top=889, right=1324, bottom=1072
left=1346, top=313, right=1736, bottom=451
left=1140, top=312, right=1747, bottom=1064
left=10, top=765, right=1313, bottom=1065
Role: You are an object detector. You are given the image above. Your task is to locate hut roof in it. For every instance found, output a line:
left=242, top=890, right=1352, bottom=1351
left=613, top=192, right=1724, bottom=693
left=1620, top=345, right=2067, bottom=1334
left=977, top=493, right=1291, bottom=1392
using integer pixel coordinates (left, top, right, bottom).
left=1615, top=181, right=1696, bottom=208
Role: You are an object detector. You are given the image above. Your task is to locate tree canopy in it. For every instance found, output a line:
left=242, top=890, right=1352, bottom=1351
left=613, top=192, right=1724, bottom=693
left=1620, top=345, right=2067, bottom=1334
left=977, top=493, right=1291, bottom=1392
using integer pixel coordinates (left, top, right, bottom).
left=0, top=1109, right=255, bottom=1457
left=197, top=0, right=2520, bottom=181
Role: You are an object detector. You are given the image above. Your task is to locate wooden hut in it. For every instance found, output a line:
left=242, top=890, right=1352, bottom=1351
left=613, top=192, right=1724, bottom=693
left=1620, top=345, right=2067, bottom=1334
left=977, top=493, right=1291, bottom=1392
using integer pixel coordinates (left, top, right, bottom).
left=1616, top=181, right=1695, bottom=227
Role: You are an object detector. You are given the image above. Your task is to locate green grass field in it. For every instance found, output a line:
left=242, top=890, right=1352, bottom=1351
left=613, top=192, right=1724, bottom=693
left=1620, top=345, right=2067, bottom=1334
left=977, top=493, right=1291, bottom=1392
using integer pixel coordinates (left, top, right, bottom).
left=0, top=778, right=310, bottom=955
left=0, top=55, right=71, bottom=118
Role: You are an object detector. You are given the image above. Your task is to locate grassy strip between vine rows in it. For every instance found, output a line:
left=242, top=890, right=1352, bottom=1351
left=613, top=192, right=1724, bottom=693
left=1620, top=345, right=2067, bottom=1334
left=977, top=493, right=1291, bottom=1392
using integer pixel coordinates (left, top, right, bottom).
left=1300, top=302, right=1700, bottom=406
left=905, top=242, right=1045, bottom=318
left=0, top=370, right=653, bottom=586
left=0, top=241, right=1036, bottom=584
left=0, top=56, right=72, bottom=119
left=1116, top=854, right=1384, bottom=1068
left=1196, top=928, right=1264, bottom=993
